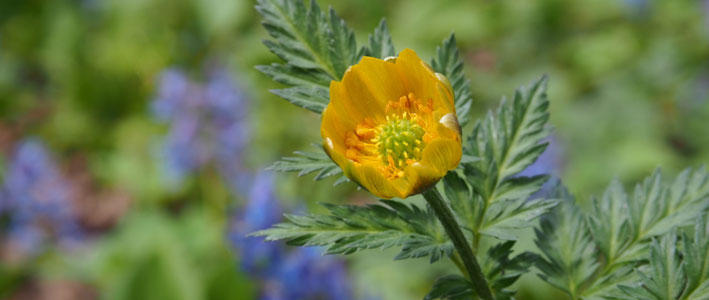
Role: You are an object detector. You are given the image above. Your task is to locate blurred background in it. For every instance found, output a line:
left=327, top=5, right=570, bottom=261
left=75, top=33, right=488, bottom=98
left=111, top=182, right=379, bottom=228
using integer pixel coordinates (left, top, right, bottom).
left=0, top=0, right=707, bottom=299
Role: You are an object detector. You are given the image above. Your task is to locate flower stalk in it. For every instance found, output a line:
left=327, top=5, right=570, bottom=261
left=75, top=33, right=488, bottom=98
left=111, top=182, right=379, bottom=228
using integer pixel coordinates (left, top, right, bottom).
left=422, top=188, right=495, bottom=300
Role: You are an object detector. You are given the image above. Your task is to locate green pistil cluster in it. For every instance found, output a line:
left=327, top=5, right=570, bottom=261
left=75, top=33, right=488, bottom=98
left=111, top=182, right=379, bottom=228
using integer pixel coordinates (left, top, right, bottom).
left=374, top=114, right=425, bottom=168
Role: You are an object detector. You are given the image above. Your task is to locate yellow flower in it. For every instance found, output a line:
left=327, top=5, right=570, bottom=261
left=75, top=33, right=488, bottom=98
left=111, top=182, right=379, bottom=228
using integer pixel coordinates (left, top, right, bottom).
left=321, top=49, right=462, bottom=199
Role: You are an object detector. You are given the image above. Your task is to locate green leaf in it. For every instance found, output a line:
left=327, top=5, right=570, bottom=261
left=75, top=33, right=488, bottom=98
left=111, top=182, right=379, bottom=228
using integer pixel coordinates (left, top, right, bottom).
left=325, top=7, right=362, bottom=78
left=480, top=186, right=559, bottom=240
left=431, top=34, right=473, bottom=127
left=366, top=19, right=396, bottom=58
left=641, top=167, right=709, bottom=238
left=266, top=146, right=344, bottom=182
left=257, top=0, right=337, bottom=77
left=442, top=171, right=484, bottom=234
left=254, top=63, right=331, bottom=89
left=619, top=234, right=686, bottom=300
left=426, top=240, right=538, bottom=300
left=255, top=63, right=330, bottom=113
left=587, top=179, right=634, bottom=266
left=256, top=0, right=361, bottom=113
left=581, top=167, right=709, bottom=299
left=425, top=275, right=474, bottom=300
left=464, top=76, right=550, bottom=192
left=683, top=217, right=709, bottom=299
left=268, top=85, right=329, bottom=113
left=617, top=216, right=709, bottom=300
left=481, top=241, right=540, bottom=299
left=532, top=167, right=709, bottom=298
left=534, top=185, right=599, bottom=299
left=253, top=200, right=453, bottom=263
left=461, top=76, right=552, bottom=241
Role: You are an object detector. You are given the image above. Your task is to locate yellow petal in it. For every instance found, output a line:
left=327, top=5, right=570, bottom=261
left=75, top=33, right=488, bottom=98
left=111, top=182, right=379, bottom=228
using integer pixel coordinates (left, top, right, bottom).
left=328, top=79, right=375, bottom=127
left=321, top=105, right=351, bottom=152
left=322, top=136, right=352, bottom=176
left=436, top=80, right=456, bottom=113
left=350, top=164, right=403, bottom=199
left=395, top=49, right=455, bottom=114
left=400, top=162, right=442, bottom=197
left=420, top=139, right=462, bottom=175
left=328, top=56, right=407, bottom=125
left=343, top=57, right=407, bottom=113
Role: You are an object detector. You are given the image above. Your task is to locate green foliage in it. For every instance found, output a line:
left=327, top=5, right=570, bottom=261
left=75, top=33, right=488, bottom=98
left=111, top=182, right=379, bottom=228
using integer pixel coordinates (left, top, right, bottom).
left=583, top=167, right=709, bottom=299
left=425, top=275, right=474, bottom=300
left=459, top=76, right=555, bottom=241
left=254, top=199, right=454, bottom=263
left=535, top=186, right=600, bottom=299
left=256, top=0, right=358, bottom=79
left=82, top=209, right=252, bottom=300
left=430, top=34, right=473, bottom=127
left=619, top=233, right=685, bottom=300
left=255, top=0, right=362, bottom=113
left=535, top=167, right=709, bottom=299
left=618, top=217, right=709, bottom=300
left=682, top=219, right=709, bottom=299
left=266, top=145, right=346, bottom=184
left=482, top=241, right=540, bottom=299
left=366, top=19, right=396, bottom=59
left=425, top=241, right=539, bottom=300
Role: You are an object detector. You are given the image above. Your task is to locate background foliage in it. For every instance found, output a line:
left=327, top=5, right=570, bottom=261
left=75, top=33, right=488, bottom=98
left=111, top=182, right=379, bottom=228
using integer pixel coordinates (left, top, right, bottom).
left=0, top=0, right=708, bottom=299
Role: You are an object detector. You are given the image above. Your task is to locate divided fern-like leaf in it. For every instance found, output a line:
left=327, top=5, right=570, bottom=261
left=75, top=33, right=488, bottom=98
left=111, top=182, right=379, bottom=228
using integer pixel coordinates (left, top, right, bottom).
left=366, top=19, right=396, bottom=59
left=480, top=186, right=558, bottom=240
left=581, top=167, right=709, bottom=299
left=461, top=76, right=554, bottom=241
left=431, top=34, right=473, bottom=127
left=325, top=7, right=362, bottom=77
left=481, top=241, right=540, bottom=299
left=618, top=217, right=709, bottom=300
left=681, top=217, right=709, bottom=300
left=442, top=171, right=484, bottom=234
left=618, top=233, right=686, bottom=300
left=253, top=199, right=454, bottom=263
left=534, top=185, right=599, bottom=299
left=266, top=145, right=347, bottom=184
left=256, top=0, right=361, bottom=113
left=268, top=85, right=329, bottom=113
left=426, top=240, right=538, bottom=300
left=534, top=167, right=709, bottom=299
left=425, top=275, right=475, bottom=300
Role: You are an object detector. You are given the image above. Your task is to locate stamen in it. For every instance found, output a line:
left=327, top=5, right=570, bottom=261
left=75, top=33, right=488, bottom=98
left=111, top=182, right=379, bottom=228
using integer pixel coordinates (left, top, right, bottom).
left=374, top=111, right=426, bottom=169
left=345, top=92, right=432, bottom=179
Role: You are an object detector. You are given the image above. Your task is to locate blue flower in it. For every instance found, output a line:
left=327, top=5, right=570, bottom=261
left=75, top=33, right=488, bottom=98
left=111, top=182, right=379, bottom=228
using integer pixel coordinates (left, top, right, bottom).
left=229, top=172, right=354, bottom=300
left=276, top=247, right=353, bottom=300
left=151, top=66, right=249, bottom=188
left=205, top=68, right=250, bottom=191
left=152, top=64, right=355, bottom=300
left=229, top=172, right=283, bottom=276
left=152, top=69, right=193, bottom=122
left=1, top=139, right=80, bottom=253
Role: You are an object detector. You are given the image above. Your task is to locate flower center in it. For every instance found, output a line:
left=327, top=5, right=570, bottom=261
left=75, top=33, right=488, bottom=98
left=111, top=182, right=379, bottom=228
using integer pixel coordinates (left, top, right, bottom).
left=373, top=113, right=425, bottom=168
left=343, top=92, right=434, bottom=179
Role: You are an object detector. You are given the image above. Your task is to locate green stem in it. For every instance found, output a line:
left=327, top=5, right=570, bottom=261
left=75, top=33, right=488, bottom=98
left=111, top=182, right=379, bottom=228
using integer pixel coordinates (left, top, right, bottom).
left=422, top=188, right=495, bottom=300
